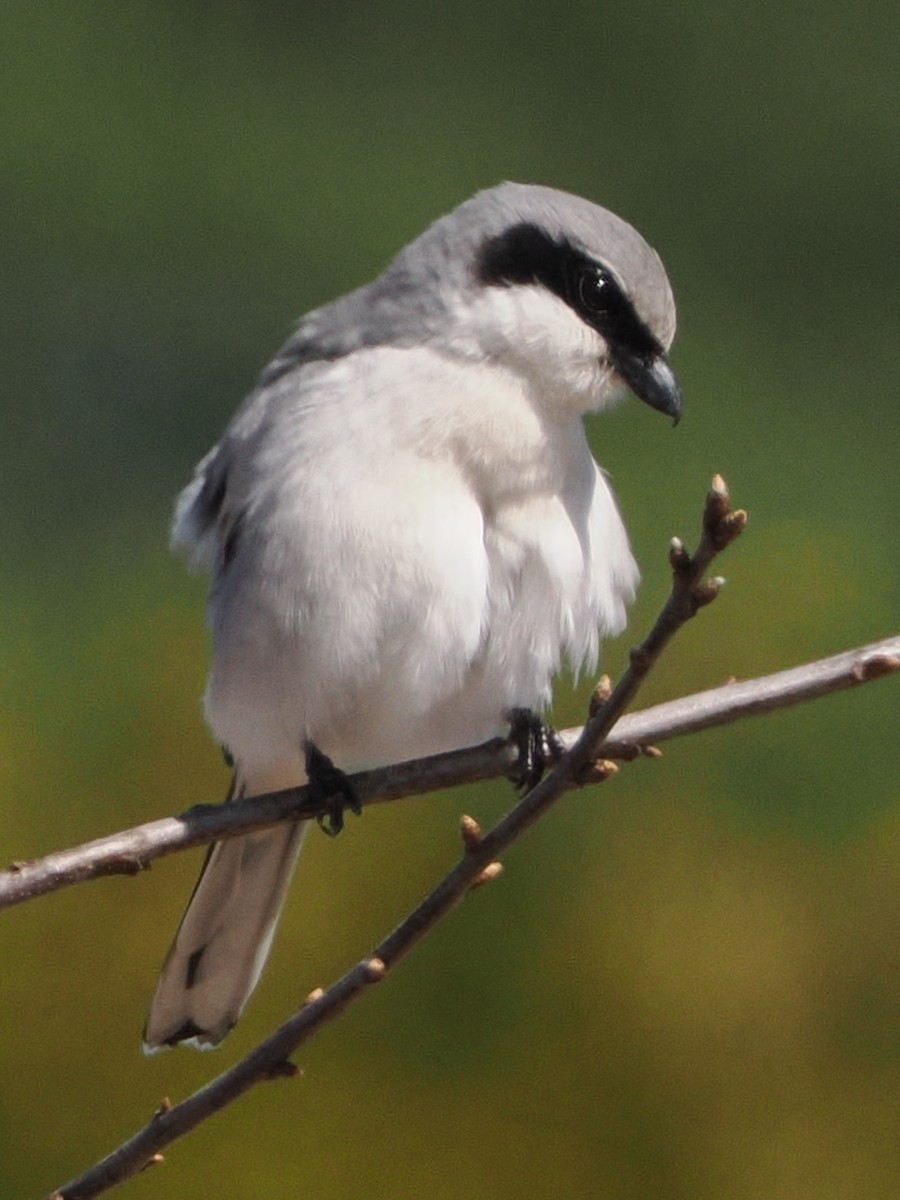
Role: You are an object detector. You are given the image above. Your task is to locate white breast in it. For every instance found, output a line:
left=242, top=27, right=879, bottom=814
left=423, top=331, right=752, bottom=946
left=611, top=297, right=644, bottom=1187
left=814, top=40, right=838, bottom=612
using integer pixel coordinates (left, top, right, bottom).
left=187, top=345, right=638, bottom=776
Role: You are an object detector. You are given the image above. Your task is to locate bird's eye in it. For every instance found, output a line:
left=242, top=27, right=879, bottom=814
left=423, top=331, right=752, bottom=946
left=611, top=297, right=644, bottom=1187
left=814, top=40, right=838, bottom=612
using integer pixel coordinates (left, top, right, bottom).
left=576, top=267, right=614, bottom=315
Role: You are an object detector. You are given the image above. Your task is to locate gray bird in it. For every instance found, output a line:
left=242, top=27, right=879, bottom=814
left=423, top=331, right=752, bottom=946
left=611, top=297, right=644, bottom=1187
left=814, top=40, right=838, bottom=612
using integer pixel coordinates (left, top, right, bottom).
left=143, top=182, right=682, bottom=1051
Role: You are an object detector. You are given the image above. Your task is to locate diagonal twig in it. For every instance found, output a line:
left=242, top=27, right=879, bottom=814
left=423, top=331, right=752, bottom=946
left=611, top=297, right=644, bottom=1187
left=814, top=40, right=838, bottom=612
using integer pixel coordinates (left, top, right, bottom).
left=47, top=475, right=758, bottom=1200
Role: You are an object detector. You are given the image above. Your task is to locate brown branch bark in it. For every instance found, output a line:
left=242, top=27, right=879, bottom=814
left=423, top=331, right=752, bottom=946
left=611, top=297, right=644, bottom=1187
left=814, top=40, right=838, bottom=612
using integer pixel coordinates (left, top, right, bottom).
left=33, top=478, right=900, bottom=1199
left=5, top=640, right=897, bottom=912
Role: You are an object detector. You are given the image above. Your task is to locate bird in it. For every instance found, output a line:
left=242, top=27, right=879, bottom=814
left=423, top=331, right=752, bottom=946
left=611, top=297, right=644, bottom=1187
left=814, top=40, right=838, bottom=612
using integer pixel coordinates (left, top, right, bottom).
left=143, top=181, right=682, bottom=1051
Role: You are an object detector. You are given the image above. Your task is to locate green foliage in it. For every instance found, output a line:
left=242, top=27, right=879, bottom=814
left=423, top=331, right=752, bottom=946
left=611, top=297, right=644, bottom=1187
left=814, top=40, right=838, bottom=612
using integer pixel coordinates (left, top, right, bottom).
left=1, top=1, right=897, bottom=1195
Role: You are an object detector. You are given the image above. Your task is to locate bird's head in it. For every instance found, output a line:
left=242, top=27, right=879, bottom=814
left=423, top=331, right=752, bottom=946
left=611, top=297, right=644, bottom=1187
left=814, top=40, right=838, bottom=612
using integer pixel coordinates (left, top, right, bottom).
left=390, top=182, right=682, bottom=423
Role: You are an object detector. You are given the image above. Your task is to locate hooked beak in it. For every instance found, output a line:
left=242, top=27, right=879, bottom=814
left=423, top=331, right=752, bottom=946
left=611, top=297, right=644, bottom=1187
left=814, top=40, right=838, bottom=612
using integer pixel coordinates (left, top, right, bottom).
left=611, top=347, right=683, bottom=426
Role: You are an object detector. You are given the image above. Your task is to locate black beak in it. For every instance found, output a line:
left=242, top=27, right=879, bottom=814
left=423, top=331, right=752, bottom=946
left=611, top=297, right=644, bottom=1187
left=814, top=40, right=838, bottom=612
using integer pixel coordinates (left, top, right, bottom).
left=611, top=347, right=683, bottom=426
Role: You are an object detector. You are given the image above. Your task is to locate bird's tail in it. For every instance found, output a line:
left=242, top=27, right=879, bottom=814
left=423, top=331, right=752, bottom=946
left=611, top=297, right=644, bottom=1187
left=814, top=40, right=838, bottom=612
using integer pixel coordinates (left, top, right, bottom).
left=143, top=770, right=308, bottom=1052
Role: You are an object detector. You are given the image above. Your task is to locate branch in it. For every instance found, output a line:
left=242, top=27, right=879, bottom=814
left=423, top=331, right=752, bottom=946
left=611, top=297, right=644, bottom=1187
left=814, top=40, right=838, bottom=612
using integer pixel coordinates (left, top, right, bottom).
left=596, top=634, right=900, bottom=757
left=43, top=478, right=900, bottom=1199
left=5, top=647, right=899, bottom=910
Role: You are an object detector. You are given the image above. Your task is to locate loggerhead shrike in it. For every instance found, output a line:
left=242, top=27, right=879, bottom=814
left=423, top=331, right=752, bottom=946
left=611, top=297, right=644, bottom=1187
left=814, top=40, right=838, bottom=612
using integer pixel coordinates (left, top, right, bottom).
left=143, top=182, right=682, bottom=1051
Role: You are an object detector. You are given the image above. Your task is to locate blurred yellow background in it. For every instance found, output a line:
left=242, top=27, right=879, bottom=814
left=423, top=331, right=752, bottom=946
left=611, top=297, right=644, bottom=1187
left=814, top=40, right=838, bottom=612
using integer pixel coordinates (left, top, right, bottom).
left=1, top=2, right=898, bottom=1196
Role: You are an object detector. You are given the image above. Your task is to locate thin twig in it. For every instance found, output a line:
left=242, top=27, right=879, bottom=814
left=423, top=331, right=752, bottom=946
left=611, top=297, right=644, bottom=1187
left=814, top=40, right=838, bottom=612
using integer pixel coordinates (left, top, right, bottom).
left=596, top=635, right=900, bottom=757
left=502, top=473, right=750, bottom=802
left=4, top=667, right=899, bottom=912
left=7, top=635, right=897, bottom=912
left=4, top=659, right=899, bottom=910
left=47, top=475, right=755, bottom=1199
left=43, top=481, right=900, bottom=1199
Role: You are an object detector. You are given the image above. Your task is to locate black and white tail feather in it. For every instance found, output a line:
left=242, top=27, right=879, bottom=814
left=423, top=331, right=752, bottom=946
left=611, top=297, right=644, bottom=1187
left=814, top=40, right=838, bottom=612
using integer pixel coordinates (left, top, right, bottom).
left=143, top=775, right=308, bottom=1052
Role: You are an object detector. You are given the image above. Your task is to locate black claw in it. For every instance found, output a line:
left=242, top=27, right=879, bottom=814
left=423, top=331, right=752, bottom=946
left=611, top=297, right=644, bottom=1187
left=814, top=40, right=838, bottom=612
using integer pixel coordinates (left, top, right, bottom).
left=507, top=708, right=564, bottom=791
left=305, top=742, right=361, bottom=836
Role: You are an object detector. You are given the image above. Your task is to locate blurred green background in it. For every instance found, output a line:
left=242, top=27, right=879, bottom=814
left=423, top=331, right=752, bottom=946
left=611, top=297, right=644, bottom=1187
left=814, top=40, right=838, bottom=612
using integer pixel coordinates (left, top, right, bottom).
left=1, top=1, right=898, bottom=1196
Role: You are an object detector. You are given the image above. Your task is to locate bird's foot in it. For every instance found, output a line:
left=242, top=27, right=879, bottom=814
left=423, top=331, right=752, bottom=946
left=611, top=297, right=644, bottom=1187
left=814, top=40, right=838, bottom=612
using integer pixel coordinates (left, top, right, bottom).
left=507, top=708, right=565, bottom=792
left=305, top=742, right=362, bottom=836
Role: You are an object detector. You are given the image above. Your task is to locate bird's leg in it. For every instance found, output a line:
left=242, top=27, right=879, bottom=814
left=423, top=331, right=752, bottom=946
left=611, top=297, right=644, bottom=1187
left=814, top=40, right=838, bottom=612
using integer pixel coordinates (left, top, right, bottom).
left=507, top=708, right=566, bottom=792
left=305, top=742, right=362, bottom=836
